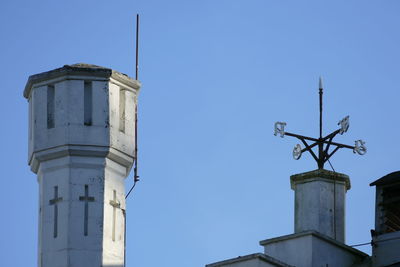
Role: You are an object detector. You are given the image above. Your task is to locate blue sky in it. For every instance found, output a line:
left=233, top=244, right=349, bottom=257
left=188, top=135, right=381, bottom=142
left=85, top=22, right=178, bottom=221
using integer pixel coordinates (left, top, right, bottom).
left=1, top=0, right=400, bottom=266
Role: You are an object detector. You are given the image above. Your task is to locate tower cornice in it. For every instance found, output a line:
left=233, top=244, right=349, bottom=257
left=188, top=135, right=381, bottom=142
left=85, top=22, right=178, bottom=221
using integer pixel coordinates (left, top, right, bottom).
left=24, top=63, right=141, bottom=99
left=290, top=168, right=351, bottom=190
left=30, top=144, right=134, bottom=175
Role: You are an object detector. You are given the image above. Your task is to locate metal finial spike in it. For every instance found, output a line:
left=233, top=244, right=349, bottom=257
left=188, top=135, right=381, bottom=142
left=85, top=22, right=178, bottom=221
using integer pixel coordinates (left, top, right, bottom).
left=319, top=76, right=323, bottom=89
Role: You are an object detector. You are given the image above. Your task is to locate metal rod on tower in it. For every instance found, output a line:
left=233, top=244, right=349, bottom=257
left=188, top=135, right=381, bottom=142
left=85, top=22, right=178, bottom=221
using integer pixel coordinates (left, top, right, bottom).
left=134, top=101, right=139, bottom=183
left=126, top=13, right=140, bottom=199
left=134, top=13, right=139, bottom=183
left=136, top=14, right=139, bottom=80
left=124, top=14, right=141, bottom=267
left=319, top=77, right=323, bottom=139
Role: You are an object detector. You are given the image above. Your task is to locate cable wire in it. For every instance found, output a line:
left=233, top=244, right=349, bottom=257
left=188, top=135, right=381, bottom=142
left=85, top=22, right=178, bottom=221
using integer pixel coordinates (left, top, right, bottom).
left=125, top=178, right=138, bottom=199
left=327, top=158, right=337, bottom=239
left=327, top=158, right=336, bottom=172
left=350, top=236, right=400, bottom=247
left=351, top=241, right=371, bottom=248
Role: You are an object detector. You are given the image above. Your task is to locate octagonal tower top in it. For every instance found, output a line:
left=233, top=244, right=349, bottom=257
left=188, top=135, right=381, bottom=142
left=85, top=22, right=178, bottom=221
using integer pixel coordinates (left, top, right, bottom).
left=25, top=63, right=141, bottom=174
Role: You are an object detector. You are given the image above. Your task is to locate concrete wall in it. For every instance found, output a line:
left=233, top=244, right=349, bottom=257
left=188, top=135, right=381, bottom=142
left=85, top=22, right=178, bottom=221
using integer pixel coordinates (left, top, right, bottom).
left=291, top=169, right=350, bottom=243
left=206, top=253, right=291, bottom=267
left=27, top=74, right=139, bottom=174
left=261, top=232, right=367, bottom=267
left=372, top=231, right=400, bottom=267
left=37, top=155, right=128, bottom=267
left=263, top=234, right=312, bottom=267
left=102, top=158, right=127, bottom=265
left=38, top=156, right=106, bottom=267
left=312, top=235, right=365, bottom=267
left=29, top=79, right=110, bottom=164
left=294, top=179, right=347, bottom=241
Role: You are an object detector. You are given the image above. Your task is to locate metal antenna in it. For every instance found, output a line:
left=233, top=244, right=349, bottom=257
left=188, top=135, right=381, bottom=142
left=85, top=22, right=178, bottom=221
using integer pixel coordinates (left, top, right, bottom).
left=274, top=77, right=367, bottom=169
left=134, top=13, right=140, bottom=183
left=126, top=14, right=140, bottom=199
left=135, top=14, right=139, bottom=80
left=319, top=76, right=323, bottom=139
left=133, top=97, right=139, bottom=183
left=124, top=14, right=141, bottom=267
left=318, top=77, right=323, bottom=166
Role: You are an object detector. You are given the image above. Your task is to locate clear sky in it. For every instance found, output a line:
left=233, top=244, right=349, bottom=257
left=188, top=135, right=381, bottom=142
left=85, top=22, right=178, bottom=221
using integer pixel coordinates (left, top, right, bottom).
left=1, top=0, right=400, bottom=266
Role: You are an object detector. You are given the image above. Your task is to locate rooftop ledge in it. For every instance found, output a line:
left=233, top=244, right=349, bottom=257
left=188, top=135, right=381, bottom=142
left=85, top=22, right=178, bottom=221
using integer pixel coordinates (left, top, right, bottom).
left=24, top=63, right=141, bottom=99
left=259, top=230, right=369, bottom=259
left=370, top=170, right=400, bottom=187
left=290, top=168, right=351, bottom=190
left=206, top=253, right=295, bottom=267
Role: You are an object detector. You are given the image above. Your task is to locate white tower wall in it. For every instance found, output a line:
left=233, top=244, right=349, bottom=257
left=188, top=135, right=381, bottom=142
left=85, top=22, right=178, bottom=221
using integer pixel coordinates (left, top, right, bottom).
left=24, top=64, right=140, bottom=267
left=290, top=169, right=350, bottom=243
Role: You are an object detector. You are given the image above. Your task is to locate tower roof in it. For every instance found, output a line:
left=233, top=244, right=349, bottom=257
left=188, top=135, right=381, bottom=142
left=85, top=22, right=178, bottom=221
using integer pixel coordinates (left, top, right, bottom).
left=24, top=63, right=139, bottom=98
left=370, top=171, right=400, bottom=187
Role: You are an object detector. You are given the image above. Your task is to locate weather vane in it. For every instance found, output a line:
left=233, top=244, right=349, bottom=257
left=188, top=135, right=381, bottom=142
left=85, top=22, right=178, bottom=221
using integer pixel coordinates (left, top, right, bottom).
left=274, top=77, right=366, bottom=169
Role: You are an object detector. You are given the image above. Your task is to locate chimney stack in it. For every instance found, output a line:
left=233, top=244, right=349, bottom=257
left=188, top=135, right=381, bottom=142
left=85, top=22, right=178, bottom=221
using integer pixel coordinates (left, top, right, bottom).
left=291, top=169, right=350, bottom=243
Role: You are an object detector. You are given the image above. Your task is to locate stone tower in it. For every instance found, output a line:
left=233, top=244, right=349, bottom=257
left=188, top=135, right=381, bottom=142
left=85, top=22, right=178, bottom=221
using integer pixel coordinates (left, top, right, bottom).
left=291, top=169, right=350, bottom=243
left=24, top=64, right=140, bottom=267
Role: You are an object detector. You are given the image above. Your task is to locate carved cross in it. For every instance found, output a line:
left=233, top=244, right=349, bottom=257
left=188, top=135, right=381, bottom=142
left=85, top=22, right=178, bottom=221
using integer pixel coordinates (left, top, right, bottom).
left=49, top=186, right=63, bottom=238
left=109, top=190, right=121, bottom=241
left=79, top=185, right=95, bottom=236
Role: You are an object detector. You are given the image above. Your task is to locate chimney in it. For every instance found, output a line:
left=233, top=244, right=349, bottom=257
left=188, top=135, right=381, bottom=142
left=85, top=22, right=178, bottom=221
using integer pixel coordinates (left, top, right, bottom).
left=291, top=169, right=350, bottom=243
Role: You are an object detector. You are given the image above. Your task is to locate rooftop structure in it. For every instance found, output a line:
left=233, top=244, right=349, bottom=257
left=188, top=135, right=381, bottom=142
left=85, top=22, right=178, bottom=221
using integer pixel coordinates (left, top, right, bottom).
left=206, top=80, right=399, bottom=267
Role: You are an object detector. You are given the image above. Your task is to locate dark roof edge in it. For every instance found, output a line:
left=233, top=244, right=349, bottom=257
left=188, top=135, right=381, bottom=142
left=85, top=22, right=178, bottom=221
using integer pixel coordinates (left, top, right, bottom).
left=24, top=64, right=140, bottom=98
left=370, top=171, right=400, bottom=187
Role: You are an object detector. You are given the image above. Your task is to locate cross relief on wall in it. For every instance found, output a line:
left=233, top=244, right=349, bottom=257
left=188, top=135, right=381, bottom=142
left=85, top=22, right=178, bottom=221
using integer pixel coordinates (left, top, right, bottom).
left=109, top=190, right=122, bottom=242
left=48, top=184, right=123, bottom=241
left=79, top=185, right=95, bottom=236
left=49, top=186, right=62, bottom=238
